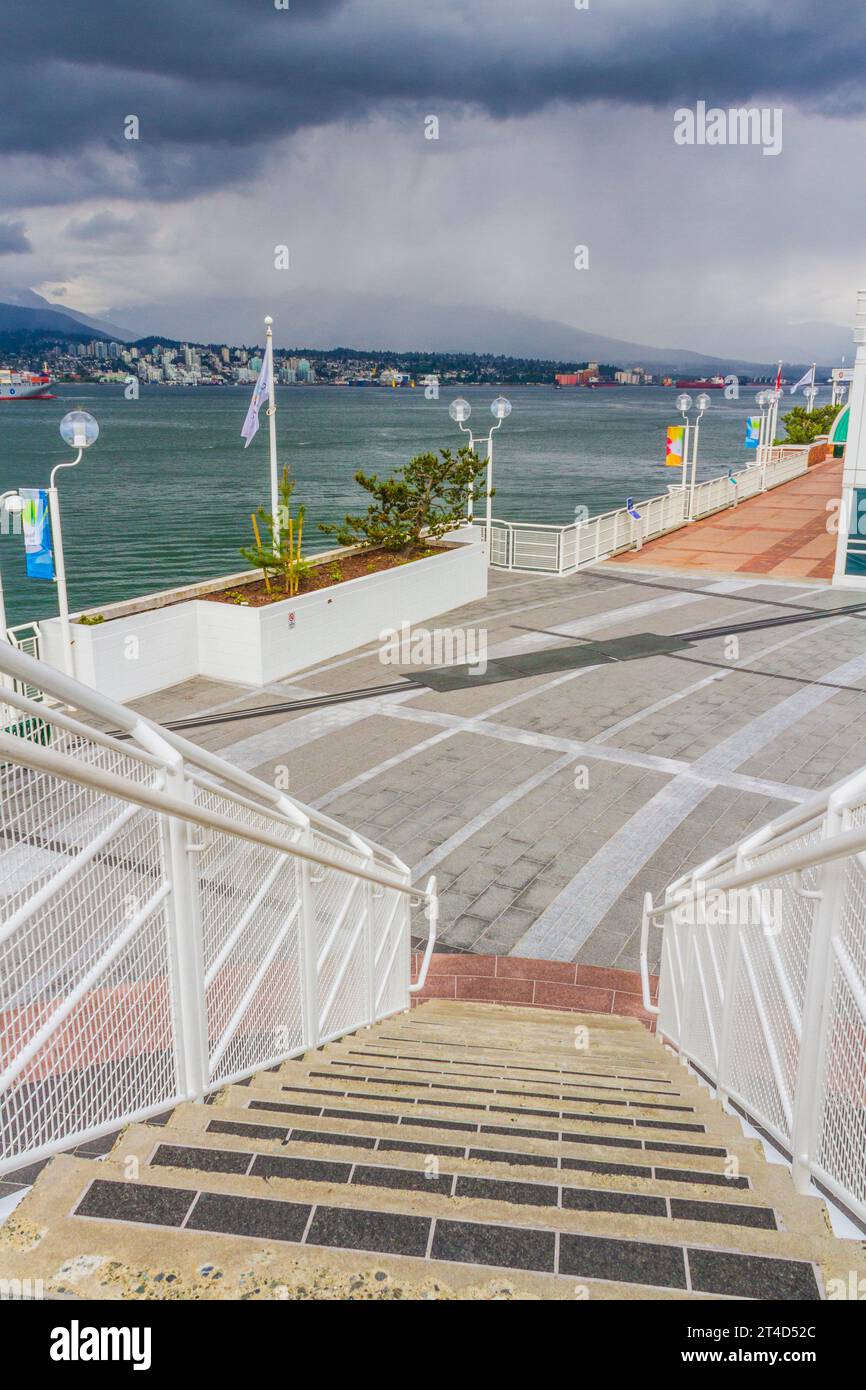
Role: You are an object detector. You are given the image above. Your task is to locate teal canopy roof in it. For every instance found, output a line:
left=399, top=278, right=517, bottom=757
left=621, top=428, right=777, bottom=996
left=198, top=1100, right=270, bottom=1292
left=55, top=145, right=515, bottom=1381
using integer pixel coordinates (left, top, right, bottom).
left=829, top=402, right=850, bottom=445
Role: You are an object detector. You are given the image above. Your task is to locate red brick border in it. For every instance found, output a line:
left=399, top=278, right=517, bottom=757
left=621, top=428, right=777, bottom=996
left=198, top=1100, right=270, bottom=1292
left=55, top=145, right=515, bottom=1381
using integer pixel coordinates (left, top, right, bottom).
left=410, top=953, right=659, bottom=1030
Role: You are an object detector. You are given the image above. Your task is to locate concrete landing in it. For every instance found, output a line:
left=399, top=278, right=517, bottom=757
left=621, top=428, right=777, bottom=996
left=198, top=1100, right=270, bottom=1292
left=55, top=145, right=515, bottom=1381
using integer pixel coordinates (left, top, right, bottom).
left=607, top=456, right=842, bottom=582
left=117, top=540, right=866, bottom=971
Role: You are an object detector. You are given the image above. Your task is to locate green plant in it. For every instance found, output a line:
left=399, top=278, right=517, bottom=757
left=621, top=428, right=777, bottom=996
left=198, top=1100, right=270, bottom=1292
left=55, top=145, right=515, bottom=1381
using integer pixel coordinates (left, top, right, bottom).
left=225, top=590, right=250, bottom=606
left=241, top=467, right=310, bottom=597
left=777, top=403, right=842, bottom=446
left=328, top=563, right=343, bottom=583
left=319, top=445, right=488, bottom=555
left=78, top=613, right=105, bottom=626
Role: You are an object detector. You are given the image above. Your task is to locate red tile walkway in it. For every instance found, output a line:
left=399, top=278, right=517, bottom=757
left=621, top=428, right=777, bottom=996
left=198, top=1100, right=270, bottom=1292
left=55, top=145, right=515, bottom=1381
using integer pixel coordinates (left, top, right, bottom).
left=607, top=452, right=841, bottom=582
left=411, top=952, right=659, bottom=1030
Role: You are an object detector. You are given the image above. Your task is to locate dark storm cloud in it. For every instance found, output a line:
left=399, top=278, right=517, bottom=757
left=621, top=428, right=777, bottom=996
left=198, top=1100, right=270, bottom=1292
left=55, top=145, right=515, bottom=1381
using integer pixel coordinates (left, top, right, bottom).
left=2, top=0, right=864, bottom=205
left=0, top=220, right=32, bottom=254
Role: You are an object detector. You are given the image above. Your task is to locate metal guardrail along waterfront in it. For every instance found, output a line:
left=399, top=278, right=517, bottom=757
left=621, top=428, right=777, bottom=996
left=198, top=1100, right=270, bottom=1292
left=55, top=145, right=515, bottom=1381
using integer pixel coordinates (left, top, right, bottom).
left=0, top=641, right=437, bottom=1174
left=480, top=447, right=810, bottom=575
left=640, top=766, right=866, bottom=1228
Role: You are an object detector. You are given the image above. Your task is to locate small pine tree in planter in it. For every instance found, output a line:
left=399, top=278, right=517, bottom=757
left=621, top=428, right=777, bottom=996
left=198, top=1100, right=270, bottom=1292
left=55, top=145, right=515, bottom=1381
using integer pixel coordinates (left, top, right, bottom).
left=776, top=403, right=842, bottom=445
left=240, top=467, right=310, bottom=597
left=319, top=445, right=488, bottom=556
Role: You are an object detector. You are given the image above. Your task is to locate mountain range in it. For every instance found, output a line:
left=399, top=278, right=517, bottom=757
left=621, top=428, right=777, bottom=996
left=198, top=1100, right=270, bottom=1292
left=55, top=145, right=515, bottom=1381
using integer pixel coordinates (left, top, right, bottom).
left=0, top=285, right=853, bottom=373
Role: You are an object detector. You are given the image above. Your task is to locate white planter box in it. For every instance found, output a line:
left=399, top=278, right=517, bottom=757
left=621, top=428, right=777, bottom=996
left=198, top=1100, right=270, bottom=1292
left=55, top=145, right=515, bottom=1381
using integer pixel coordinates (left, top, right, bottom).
left=40, top=539, right=487, bottom=702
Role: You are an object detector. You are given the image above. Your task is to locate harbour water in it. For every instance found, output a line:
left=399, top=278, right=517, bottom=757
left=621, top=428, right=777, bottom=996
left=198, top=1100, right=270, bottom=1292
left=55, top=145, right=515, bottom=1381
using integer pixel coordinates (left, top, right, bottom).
left=0, top=382, right=762, bottom=626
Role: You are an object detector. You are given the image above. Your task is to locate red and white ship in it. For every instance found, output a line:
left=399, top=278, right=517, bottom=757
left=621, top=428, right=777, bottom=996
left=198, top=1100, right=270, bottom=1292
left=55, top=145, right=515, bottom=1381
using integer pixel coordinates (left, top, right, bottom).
left=0, top=367, right=53, bottom=400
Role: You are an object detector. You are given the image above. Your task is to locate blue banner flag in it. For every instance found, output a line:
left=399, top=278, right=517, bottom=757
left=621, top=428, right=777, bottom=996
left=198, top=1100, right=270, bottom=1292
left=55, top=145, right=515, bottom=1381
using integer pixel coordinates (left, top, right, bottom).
left=20, top=488, right=55, bottom=580
left=626, top=498, right=641, bottom=520
left=745, top=417, right=761, bottom=449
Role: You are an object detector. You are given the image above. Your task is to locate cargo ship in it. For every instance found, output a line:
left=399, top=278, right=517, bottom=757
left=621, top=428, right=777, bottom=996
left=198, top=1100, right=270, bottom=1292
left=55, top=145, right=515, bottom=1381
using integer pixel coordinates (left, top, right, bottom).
left=0, top=367, right=53, bottom=400
left=674, top=376, right=726, bottom=390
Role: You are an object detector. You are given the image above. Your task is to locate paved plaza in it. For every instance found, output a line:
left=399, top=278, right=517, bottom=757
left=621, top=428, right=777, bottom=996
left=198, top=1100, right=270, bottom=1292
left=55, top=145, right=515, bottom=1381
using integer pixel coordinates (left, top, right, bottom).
left=131, top=557, right=866, bottom=975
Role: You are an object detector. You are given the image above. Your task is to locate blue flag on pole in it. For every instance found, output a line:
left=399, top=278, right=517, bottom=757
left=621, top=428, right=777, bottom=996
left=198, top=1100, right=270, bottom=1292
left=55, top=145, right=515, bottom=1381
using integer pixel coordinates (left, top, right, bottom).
left=20, top=488, right=55, bottom=580
left=745, top=417, right=761, bottom=449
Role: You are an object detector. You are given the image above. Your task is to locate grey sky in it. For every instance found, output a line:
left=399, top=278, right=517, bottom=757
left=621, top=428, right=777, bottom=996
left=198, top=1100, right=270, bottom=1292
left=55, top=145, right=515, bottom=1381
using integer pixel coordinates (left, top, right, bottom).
left=1, top=0, right=863, bottom=359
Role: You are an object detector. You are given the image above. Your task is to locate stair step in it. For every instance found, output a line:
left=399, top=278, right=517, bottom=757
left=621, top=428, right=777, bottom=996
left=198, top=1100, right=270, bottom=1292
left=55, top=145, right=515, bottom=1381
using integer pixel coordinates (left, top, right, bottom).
left=249, top=1079, right=715, bottom=1133
left=67, top=1172, right=823, bottom=1299
left=265, top=1063, right=692, bottom=1107
left=146, top=1138, right=780, bottom=1232
left=324, top=1043, right=676, bottom=1085
left=194, top=1104, right=762, bottom=1195
left=214, top=1091, right=715, bottom=1153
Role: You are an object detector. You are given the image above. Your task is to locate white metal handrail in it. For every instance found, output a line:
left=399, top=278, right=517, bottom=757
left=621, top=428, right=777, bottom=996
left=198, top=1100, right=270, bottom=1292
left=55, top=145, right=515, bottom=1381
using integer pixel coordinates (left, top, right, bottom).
left=640, top=762, right=866, bottom=1227
left=0, top=640, right=437, bottom=1174
left=480, top=447, right=812, bottom=576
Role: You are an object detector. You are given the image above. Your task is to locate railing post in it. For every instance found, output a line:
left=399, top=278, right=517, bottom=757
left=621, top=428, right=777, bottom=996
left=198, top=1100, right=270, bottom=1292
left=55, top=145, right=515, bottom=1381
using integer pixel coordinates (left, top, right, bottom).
left=789, top=804, right=846, bottom=1195
left=364, top=881, right=377, bottom=1026
left=161, top=762, right=209, bottom=1102
left=298, top=854, right=320, bottom=1050
left=715, top=860, right=745, bottom=1109
left=678, top=882, right=700, bottom=1060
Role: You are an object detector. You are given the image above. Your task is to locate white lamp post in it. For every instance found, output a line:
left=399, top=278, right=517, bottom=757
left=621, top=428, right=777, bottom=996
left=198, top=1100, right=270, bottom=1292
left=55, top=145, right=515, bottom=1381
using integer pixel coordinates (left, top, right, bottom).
left=804, top=383, right=819, bottom=415
left=449, top=396, right=512, bottom=555
left=766, top=389, right=781, bottom=473
left=676, top=392, right=693, bottom=500
left=676, top=392, right=710, bottom=520
left=755, top=390, right=770, bottom=466
left=52, top=410, right=99, bottom=676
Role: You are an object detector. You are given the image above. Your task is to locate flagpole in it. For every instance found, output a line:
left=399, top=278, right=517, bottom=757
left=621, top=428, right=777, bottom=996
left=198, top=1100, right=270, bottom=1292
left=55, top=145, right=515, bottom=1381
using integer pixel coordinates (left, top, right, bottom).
left=264, top=315, right=279, bottom=552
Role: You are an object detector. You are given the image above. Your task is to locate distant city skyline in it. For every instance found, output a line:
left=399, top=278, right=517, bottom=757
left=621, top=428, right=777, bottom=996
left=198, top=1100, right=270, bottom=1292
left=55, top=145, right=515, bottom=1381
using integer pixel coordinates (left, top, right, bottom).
left=1, top=2, right=865, bottom=360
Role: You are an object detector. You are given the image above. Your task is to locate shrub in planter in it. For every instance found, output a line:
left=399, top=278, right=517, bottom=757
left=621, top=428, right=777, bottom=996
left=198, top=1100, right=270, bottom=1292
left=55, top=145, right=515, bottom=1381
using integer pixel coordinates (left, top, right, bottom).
left=241, top=466, right=310, bottom=596
left=777, top=403, right=842, bottom=446
left=319, top=445, right=488, bottom=555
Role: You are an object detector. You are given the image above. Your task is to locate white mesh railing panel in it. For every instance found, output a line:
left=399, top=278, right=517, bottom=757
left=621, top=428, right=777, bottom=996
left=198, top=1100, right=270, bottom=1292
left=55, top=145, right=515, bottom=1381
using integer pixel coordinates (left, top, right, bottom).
left=311, top=834, right=370, bottom=1039
left=0, top=649, right=417, bottom=1173
left=813, top=850, right=866, bottom=1210
left=655, top=780, right=866, bottom=1225
left=1, top=774, right=180, bottom=1165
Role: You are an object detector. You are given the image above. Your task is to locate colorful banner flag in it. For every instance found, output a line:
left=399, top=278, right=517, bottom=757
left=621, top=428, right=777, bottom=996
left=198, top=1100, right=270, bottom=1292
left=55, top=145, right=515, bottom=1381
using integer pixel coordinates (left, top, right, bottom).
left=626, top=498, right=641, bottom=520
left=20, top=488, right=55, bottom=580
left=240, top=353, right=272, bottom=448
left=665, top=424, right=686, bottom=466
left=745, top=417, right=761, bottom=449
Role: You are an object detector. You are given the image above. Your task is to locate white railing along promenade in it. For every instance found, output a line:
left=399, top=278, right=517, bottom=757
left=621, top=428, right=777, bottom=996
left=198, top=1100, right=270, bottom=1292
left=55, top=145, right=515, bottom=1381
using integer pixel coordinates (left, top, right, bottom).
left=640, top=766, right=866, bottom=1229
left=0, top=640, right=437, bottom=1175
left=480, top=446, right=810, bottom=576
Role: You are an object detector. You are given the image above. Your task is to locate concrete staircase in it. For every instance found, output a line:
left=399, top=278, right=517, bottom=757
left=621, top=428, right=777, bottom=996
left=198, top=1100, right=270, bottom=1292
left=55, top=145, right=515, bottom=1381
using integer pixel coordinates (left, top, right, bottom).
left=2, top=1001, right=863, bottom=1301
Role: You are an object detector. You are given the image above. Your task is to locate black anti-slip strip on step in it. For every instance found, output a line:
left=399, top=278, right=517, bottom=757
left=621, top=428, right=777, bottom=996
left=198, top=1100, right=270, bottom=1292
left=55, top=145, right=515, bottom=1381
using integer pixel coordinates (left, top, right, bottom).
left=348, top=1047, right=670, bottom=1080
left=257, top=1088, right=695, bottom=1135
left=284, top=1076, right=688, bottom=1113
left=378, top=1046, right=681, bottom=1091
left=72, top=1179, right=811, bottom=1296
left=377, top=1035, right=670, bottom=1074
left=204, top=1119, right=750, bottom=1189
left=242, top=1096, right=705, bottom=1140
left=346, top=1048, right=672, bottom=1086
left=308, top=1066, right=677, bottom=1100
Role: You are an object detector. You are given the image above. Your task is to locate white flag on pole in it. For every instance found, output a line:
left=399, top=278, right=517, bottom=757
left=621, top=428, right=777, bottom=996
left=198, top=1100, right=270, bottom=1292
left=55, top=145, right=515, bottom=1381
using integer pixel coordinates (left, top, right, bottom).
left=241, top=354, right=272, bottom=447
left=789, top=365, right=815, bottom=395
